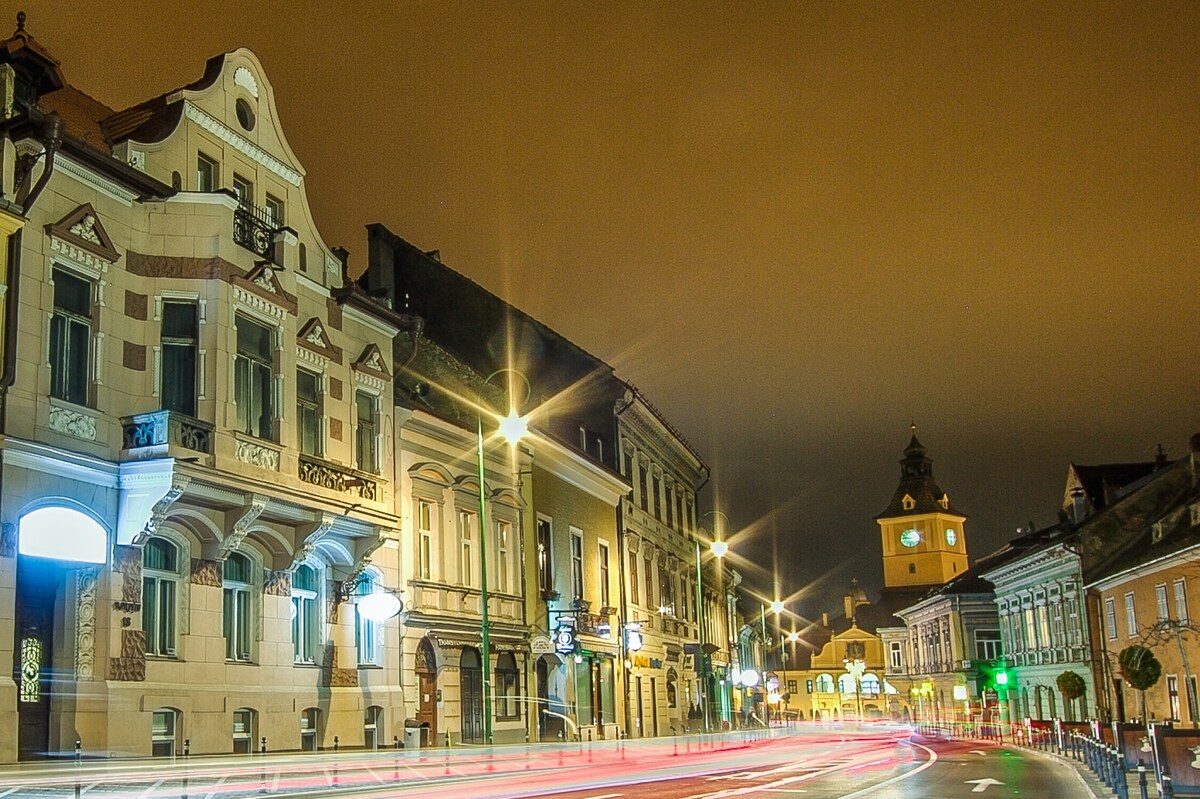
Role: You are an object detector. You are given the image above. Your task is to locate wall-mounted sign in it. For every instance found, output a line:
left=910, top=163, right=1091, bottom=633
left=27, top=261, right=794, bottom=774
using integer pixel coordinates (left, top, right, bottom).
left=555, top=627, right=577, bottom=655
left=530, top=635, right=554, bottom=655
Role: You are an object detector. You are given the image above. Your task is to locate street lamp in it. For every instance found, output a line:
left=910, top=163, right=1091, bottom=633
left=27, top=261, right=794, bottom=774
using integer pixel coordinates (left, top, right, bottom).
left=843, top=658, right=865, bottom=723
left=697, top=511, right=732, bottom=734
left=476, top=369, right=530, bottom=745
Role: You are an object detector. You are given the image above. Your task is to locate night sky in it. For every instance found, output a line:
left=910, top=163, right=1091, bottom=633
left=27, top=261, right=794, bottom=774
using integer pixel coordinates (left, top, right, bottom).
left=28, top=2, right=1198, bottom=615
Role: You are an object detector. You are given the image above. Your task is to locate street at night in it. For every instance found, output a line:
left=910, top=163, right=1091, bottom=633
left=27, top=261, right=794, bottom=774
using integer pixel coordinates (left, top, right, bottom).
left=0, top=727, right=1097, bottom=799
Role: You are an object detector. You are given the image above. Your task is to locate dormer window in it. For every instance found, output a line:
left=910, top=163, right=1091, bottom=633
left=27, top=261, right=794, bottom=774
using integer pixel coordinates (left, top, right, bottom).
left=901, top=494, right=915, bottom=511
left=939, top=494, right=950, bottom=509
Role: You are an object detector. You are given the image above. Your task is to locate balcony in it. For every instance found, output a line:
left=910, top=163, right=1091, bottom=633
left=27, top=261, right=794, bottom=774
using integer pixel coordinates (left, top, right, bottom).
left=233, top=202, right=279, bottom=258
left=122, top=411, right=213, bottom=457
left=297, top=454, right=379, bottom=501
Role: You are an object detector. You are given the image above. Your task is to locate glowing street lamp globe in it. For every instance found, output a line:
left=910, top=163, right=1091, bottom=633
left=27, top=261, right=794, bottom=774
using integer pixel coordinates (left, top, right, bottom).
left=740, top=669, right=760, bottom=688
left=787, top=631, right=800, bottom=643
left=356, top=592, right=402, bottom=622
left=770, top=600, right=784, bottom=615
left=498, top=409, right=528, bottom=443
left=710, top=540, right=729, bottom=558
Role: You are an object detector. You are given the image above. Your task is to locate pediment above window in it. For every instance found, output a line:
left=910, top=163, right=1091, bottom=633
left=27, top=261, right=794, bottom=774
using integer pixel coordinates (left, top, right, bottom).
left=231, top=262, right=297, bottom=315
left=297, top=317, right=342, bottom=365
left=353, top=343, right=391, bottom=382
left=45, top=203, right=120, bottom=266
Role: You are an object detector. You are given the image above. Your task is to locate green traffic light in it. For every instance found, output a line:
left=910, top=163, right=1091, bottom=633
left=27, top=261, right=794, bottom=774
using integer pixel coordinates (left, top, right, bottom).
left=995, top=671, right=1009, bottom=686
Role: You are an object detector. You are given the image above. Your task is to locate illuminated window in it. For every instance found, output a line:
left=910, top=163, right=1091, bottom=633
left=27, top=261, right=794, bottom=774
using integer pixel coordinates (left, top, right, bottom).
left=355, top=572, right=383, bottom=666
left=814, top=673, right=834, bottom=693
left=143, top=538, right=179, bottom=656
left=536, top=518, right=553, bottom=594
left=1157, top=584, right=1170, bottom=621
left=638, top=465, right=648, bottom=512
left=223, top=552, right=254, bottom=661
left=291, top=564, right=319, bottom=664
left=417, top=499, right=434, bottom=579
left=49, top=268, right=93, bottom=406
left=355, top=391, right=378, bottom=473
left=1105, top=597, right=1117, bottom=640
left=861, top=673, right=881, bottom=694
left=1125, top=593, right=1137, bottom=637
left=497, top=520, right=512, bottom=593
left=19, top=637, right=40, bottom=703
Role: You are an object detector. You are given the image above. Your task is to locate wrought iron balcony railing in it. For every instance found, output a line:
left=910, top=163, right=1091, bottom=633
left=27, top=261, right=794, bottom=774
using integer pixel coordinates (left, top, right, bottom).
left=233, top=202, right=279, bottom=257
left=298, top=454, right=379, bottom=501
left=122, top=410, right=214, bottom=455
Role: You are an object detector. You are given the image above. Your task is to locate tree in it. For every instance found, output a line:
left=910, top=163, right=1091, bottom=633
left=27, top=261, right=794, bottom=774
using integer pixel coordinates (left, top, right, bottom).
left=1056, top=670, right=1087, bottom=720
left=1118, top=645, right=1163, bottom=721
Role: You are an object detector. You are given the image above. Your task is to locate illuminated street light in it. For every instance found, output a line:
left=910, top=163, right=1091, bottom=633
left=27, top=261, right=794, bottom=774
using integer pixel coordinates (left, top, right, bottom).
left=787, top=631, right=800, bottom=643
left=710, top=540, right=729, bottom=558
left=770, top=599, right=784, bottom=615
left=497, top=408, right=528, bottom=443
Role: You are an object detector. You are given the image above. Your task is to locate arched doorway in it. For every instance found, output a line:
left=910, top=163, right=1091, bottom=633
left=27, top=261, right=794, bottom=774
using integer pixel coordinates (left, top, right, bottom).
left=415, top=638, right=438, bottom=746
left=460, top=647, right=484, bottom=743
left=15, top=506, right=107, bottom=759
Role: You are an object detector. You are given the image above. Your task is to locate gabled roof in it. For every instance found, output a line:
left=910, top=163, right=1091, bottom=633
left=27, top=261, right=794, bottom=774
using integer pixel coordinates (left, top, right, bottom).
left=101, top=54, right=223, bottom=148
left=1066, top=461, right=1161, bottom=515
left=876, top=430, right=965, bottom=519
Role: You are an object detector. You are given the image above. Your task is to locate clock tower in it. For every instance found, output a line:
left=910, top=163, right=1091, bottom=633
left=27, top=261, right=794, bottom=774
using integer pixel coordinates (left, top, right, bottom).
left=876, top=426, right=968, bottom=589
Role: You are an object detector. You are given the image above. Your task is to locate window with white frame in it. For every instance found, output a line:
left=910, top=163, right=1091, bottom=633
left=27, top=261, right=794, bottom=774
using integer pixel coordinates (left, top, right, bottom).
left=161, top=301, right=198, bottom=417
left=889, top=641, right=903, bottom=670
left=296, top=369, right=322, bottom=456
left=234, top=315, right=274, bottom=439
left=355, top=391, right=378, bottom=473
left=496, top=652, right=520, bottom=720
left=417, top=499, right=434, bottom=579
left=1124, top=592, right=1137, bottom=637
left=196, top=153, right=217, bottom=192
left=49, top=267, right=93, bottom=406
left=291, top=564, right=319, bottom=664
left=1105, top=597, right=1117, bottom=640
left=459, top=510, right=476, bottom=587
left=1157, top=584, right=1170, bottom=621
left=142, top=538, right=179, bottom=656
left=497, top=519, right=512, bottom=594
left=570, top=528, right=584, bottom=601
left=975, top=630, right=1002, bottom=660
left=265, top=194, right=285, bottom=228
left=1176, top=579, right=1189, bottom=624
left=223, top=552, right=254, bottom=661
left=355, top=573, right=383, bottom=666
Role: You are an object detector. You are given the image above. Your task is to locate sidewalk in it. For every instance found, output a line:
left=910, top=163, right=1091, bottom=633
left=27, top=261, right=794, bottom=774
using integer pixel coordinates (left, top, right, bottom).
left=1015, top=742, right=1156, bottom=799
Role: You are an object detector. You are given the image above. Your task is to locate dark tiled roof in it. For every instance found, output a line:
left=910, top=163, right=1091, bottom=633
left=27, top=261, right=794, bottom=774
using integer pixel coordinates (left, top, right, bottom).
left=1069, top=461, right=1160, bottom=513
left=876, top=433, right=965, bottom=519
left=39, top=85, right=115, bottom=153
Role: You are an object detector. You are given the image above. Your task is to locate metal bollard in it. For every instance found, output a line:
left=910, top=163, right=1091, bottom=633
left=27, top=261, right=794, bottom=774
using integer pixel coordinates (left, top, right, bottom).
left=260, top=736, right=267, bottom=755
left=184, top=738, right=191, bottom=758
left=1137, top=760, right=1149, bottom=799
left=334, top=735, right=339, bottom=752
left=394, top=735, right=400, bottom=750
left=75, top=739, right=82, bottom=761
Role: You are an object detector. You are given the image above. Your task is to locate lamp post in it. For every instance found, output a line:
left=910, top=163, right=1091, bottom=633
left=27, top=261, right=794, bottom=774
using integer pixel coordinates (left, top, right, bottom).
left=770, top=600, right=784, bottom=723
left=844, top=658, right=865, bottom=723
left=476, top=371, right=529, bottom=745
left=698, top=511, right=731, bottom=734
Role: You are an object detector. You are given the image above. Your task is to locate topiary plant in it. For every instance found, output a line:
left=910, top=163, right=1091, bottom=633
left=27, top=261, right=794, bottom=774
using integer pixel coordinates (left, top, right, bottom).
left=1056, top=670, right=1087, bottom=720
left=1118, top=645, right=1163, bottom=721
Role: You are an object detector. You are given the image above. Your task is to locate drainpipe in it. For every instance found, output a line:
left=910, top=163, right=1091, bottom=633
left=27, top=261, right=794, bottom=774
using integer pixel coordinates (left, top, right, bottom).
left=0, top=111, right=61, bottom=430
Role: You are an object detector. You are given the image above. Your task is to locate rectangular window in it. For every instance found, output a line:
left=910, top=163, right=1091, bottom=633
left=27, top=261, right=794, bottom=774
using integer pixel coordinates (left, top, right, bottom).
left=417, top=500, right=433, bottom=579
left=598, top=542, right=610, bottom=607
left=1191, top=676, right=1199, bottom=723
left=537, top=519, right=553, bottom=594
left=644, top=554, right=655, bottom=608
left=160, top=301, right=198, bottom=416
left=622, top=450, right=632, bottom=478
left=1105, top=597, right=1117, bottom=640
left=1169, top=675, right=1181, bottom=721
left=296, top=369, right=321, bottom=455
left=49, top=268, right=92, bottom=405
left=233, top=174, right=253, bottom=207
left=355, top=391, right=378, bottom=472
left=889, top=641, right=902, bottom=670
left=629, top=549, right=639, bottom=605
left=291, top=567, right=319, bottom=664
left=1176, top=579, right=1189, bottom=624
left=1125, top=592, right=1137, bottom=637
left=975, top=630, right=1002, bottom=661
left=676, top=495, right=684, bottom=533
left=459, top=510, right=475, bottom=587
left=265, top=194, right=285, bottom=228
left=652, top=476, right=662, bottom=520
left=665, top=488, right=674, bottom=530
left=196, top=153, right=217, bottom=192
left=142, top=575, right=176, bottom=656
left=570, top=529, right=584, bottom=600
left=223, top=586, right=251, bottom=661
left=1066, top=597, right=1080, bottom=646
left=679, top=578, right=689, bottom=621
left=658, top=561, right=672, bottom=613
left=1157, top=584, right=1170, bottom=621
left=686, top=502, right=693, bottom=533
left=234, top=315, right=274, bottom=439
left=497, top=520, right=512, bottom=594
left=356, top=602, right=382, bottom=666
left=638, top=465, right=648, bottom=512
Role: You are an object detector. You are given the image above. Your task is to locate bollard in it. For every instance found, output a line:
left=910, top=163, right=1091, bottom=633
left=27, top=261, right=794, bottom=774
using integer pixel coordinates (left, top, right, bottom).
left=74, top=739, right=82, bottom=799
left=75, top=739, right=82, bottom=761
left=445, top=731, right=452, bottom=776
left=1138, top=761, right=1149, bottom=799
left=334, top=735, right=339, bottom=752
left=672, top=726, right=678, bottom=757
left=184, top=738, right=191, bottom=759
left=394, top=735, right=400, bottom=750
left=260, top=736, right=267, bottom=755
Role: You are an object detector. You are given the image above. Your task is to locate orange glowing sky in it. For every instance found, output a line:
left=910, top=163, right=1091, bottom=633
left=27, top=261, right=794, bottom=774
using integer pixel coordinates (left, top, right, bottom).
left=28, top=1, right=1198, bottom=610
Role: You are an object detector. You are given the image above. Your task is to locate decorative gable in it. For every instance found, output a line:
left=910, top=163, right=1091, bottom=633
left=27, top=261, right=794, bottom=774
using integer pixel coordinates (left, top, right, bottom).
left=353, top=343, right=391, bottom=383
left=231, top=262, right=297, bottom=315
left=296, top=317, right=341, bottom=365
left=45, top=203, right=120, bottom=266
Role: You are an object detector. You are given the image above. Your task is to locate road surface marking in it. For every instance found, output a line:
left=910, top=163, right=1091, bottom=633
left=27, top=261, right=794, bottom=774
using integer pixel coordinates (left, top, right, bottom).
left=0, top=788, right=18, bottom=797
left=138, top=778, right=167, bottom=798
left=582, top=794, right=623, bottom=799
left=832, top=739, right=939, bottom=799
left=966, top=778, right=1005, bottom=793
left=202, top=775, right=228, bottom=799
left=968, top=749, right=988, bottom=756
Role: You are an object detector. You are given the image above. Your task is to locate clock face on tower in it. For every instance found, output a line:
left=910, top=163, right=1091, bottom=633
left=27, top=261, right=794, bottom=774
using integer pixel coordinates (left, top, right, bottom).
left=900, top=529, right=920, bottom=548
left=945, top=528, right=957, bottom=546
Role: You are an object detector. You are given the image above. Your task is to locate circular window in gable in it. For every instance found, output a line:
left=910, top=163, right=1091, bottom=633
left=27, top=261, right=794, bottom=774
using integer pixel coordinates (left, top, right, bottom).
left=235, top=98, right=256, bottom=131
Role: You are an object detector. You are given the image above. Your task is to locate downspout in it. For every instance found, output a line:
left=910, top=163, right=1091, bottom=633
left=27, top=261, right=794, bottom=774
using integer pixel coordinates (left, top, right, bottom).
left=614, top=389, right=635, bottom=739
left=0, top=111, right=61, bottom=430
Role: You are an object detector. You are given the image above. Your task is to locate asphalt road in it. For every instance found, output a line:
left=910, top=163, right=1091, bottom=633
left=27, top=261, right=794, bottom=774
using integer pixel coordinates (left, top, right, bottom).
left=0, top=728, right=1094, bottom=799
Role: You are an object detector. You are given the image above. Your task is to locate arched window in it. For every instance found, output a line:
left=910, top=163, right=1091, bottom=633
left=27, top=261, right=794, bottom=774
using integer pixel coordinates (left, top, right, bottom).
left=143, top=538, right=180, bottom=656
left=815, top=673, right=835, bottom=693
left=223, top=552, right=255, bottom=662
left=355, top=572, right=383, bottom=666
left=861, top=673, right=881, bottom=695
left=292, top=564, right=319, bottom=664
left=496, top=652, right=519, bottom=720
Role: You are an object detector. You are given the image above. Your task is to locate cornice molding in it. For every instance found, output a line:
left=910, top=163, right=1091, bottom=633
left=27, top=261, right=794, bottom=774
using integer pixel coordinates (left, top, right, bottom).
left=184, top=102, right=302, bottom=187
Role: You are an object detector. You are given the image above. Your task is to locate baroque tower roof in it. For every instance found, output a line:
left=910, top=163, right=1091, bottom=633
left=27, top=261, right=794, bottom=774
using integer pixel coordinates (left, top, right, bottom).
left=875, top=425, right=965, bottom=519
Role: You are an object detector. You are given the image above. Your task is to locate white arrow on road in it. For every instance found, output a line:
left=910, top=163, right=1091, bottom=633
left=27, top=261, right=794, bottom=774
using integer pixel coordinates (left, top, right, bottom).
left=968, top=750, right=988, bottom=756
left=965, top=778, right=1005, bottom=793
